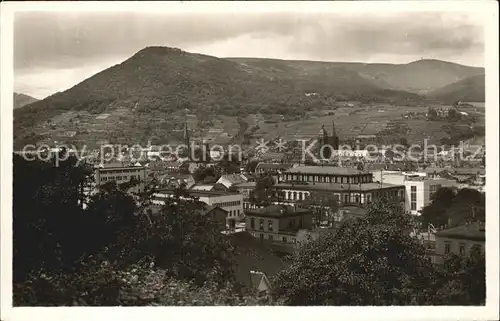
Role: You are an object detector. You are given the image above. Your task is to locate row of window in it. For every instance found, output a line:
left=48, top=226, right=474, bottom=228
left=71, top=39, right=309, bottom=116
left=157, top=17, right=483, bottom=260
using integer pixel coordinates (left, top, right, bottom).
left=101, top=169, right=143, bottom=174
left=213, top=200, right=241, bottom=207
left=249, top=218, right=274, bottom=231
left=444, top=242, right=482, bottom=256
left=282, top=174, right=372, bottom=184
left=249, top=217, right=302, bottom=231
left=228, top=209, right=241, bottom=217
left=252, top=232, right=296, bottom=244
left=101, top=175, right=141, bottom=182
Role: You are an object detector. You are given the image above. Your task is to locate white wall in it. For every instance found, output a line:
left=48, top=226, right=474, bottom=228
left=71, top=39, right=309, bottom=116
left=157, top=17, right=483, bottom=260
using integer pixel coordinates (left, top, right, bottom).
left=404, top=178, right=457, bottom=215
left=199, top=194, right=244, bottom=219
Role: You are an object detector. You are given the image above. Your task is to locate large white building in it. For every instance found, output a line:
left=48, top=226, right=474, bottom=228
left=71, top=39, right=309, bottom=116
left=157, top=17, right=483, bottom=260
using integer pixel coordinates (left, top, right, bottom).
left=152, top=189, right=244, bottom=227
left=373, top=170, right=457, bottom=215
left=94, top=163, right=146, bottom=194
left=276, top=166, right=406, bottom=207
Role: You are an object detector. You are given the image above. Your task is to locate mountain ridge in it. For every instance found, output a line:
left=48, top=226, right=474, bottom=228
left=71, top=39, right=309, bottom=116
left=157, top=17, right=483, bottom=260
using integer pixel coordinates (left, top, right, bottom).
left=427, top=74, right=485, bottom=103
left=13, top=46, right=484, bottom=147
left=13, top=92, right=38, bottom=109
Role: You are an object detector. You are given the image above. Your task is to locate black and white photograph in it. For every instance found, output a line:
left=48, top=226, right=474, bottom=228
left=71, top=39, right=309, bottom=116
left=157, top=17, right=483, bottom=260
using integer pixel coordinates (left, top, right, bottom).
left=1, top=1, right=499, bottom=320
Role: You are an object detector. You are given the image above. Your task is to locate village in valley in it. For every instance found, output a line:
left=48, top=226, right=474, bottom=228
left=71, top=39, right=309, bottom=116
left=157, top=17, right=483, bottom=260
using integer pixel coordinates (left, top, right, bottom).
left=8, top=5, right=493, bottom=309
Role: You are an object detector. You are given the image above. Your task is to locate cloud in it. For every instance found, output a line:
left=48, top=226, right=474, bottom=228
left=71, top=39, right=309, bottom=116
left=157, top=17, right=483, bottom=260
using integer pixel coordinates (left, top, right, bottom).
left=13, top=10, right=484, bottom=98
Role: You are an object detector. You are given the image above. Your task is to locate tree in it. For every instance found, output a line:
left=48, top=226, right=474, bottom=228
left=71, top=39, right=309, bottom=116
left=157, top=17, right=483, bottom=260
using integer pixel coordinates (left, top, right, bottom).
left=447, top=108, right=461, bottom=122
left=421, top=187, right=485, bottom=228
left=299, top=192, right=338, bottom=227
left=14, top=259, right=275, bottom=306
left=420, top=187, right=449, bottom=226
left=13, top=154, right=241, bottom=305
left=216, top=153, right=241, bottom=175
left=432, top=246, right=485, bottom=305
left=145, top=191, right=236, bottom=286
left=13, top=154, right=93, bottom=283
left=193, top=166, right=220, bottom=182
left=273, top=199, right=436, bottom=305
left=244, top=159, right=260, bottom=173
left=249, top=175, right=281, bottom=206
left=427, top=106, right=438, bottom=120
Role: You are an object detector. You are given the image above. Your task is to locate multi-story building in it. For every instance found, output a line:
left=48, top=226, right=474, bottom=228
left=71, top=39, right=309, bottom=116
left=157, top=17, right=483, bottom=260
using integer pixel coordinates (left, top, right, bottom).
left=432, top=221, right=485, bottom=264
left=94, top=163, right=146, bottom=194
left=373, top=171, right=457, bottom=215
left=245, top=205, right=313, bottom=245
left=255, top=163, right=295, bottom=178
left=233, top=181, right=257, bottom=211
left=152, top=189, right=244, bottom=227
left=275, top=166, right=405, bottom=207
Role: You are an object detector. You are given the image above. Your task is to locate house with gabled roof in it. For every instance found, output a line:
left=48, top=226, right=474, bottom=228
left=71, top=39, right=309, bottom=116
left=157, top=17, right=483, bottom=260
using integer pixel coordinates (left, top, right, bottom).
left=249, top=271, right=272, bottom=295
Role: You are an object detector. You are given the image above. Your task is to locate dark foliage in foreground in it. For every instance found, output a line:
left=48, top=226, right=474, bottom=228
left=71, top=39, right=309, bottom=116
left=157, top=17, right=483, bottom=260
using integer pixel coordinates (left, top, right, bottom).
left=13, top=155, right=484, bottom=305
left=13, top=155, right=272, bottom=306
left=273, top=199, right=485, bottom=305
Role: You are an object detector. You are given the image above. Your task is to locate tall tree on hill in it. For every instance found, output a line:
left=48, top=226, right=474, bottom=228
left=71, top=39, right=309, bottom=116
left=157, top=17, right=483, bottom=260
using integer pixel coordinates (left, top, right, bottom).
left=273, top=199, right=436, bottom=305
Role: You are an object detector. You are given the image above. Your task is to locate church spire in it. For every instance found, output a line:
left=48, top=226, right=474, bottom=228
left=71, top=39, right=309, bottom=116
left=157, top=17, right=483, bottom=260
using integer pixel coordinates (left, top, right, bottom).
left=332, top=120, right=337, bottom=137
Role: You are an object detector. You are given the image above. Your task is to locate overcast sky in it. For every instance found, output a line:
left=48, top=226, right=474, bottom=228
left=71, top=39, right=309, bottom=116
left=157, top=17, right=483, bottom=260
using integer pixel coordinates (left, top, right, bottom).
left=14, top=11, right=484, bottom=99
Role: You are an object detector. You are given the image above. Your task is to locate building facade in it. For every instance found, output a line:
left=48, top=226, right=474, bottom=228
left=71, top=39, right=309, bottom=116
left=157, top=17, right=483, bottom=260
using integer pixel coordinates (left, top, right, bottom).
left=245, top=205, right=314, bottom=245
left=275, top=166, right=405, bottom=207
left=433, top=222, right=485, bottom=264
left=94, top=164, right=146, bottom=194
left=152, top=189, right=244, bottom=226
left=373, top=170, right=457, bottom=215
left=255, top=163, right=295, bottom=177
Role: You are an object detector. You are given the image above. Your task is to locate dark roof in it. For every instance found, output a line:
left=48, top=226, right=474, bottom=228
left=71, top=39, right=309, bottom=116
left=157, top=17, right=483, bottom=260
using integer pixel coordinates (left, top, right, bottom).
left=97, top=164, right=145, bottom=171
left=425, top=167, right=485, bottom=175
left=435, top=222, right=485, bottom=241
left=218, top=174, right=247, bottom=185
left=245, top=204, right=311, bottom=218
left=234, top=182, right=257, bottom=188
left=201, top=205, right=228, bottom=215
left=227, top=232, right=286, bottom=290
left=284, top=166, right=365, bottom=175
left=275, top=182, right=404, bottom=192
left=249, top=272, right=265, bottom=290
left=255, top=163, right=294, bottom=171
left=156, top=188, right=241, bottom=197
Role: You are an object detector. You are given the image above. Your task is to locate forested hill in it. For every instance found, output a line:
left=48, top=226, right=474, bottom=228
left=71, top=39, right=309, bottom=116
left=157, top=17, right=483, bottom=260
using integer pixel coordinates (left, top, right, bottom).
left=14, top=47, right=484, bottom=146
left=14, top=92, right=38, bottom=109
left=427, top=74, right=485, bottom=103
left=14, top=46, right=423, bottom=134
